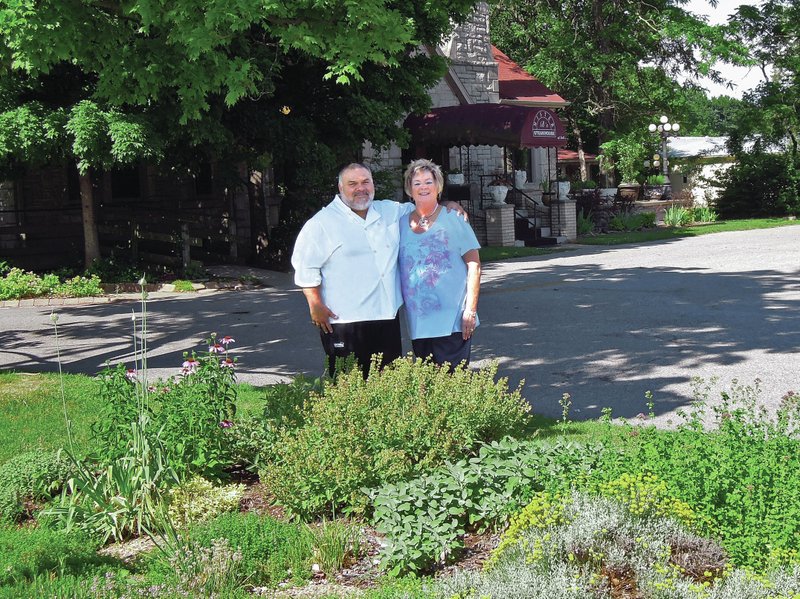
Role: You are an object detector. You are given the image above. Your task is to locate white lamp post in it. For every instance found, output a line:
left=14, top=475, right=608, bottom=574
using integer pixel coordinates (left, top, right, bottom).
left=648, top=115, right=680, bottom=178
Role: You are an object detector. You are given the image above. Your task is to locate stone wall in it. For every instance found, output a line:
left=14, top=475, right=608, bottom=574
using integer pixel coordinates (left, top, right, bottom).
left=440, top=3, right=499, bottom=104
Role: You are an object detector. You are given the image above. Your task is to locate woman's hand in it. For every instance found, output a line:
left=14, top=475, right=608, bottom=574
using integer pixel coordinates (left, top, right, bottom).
left=462, top=309, right=477, bottom=340
left=443, top=200, right=469, bottom=221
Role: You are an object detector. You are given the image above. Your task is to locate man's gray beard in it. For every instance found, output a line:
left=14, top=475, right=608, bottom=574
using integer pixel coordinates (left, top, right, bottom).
left=342, top=195, right=373, bottom=212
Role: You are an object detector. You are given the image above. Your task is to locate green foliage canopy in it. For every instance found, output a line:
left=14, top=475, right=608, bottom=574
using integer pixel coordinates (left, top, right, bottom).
left=490, top=0, right=749, bottom=182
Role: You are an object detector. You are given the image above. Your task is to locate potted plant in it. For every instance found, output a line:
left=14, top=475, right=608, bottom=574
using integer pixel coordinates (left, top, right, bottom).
left=644, top=174, right=669, bottom=201
left=600, top=133, right=647, bottom=201
left=487, top=176, right=510, bottom=205
left=447, top=168, right=465, bottom=185
left=539, top=179, right=555, bottom=206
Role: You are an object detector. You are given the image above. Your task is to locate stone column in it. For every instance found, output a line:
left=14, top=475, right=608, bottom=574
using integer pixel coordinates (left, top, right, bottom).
left=552, top=198, right=577, bottom=241
left=485, top=204, right=515, bottom=246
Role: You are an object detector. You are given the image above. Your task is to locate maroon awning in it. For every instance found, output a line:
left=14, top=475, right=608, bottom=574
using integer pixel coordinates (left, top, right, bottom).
left=404, top=104, right=568, bottom=149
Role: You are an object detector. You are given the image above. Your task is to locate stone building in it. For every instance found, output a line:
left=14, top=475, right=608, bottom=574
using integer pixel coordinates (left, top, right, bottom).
left=364, top=2, right=576, bottom=245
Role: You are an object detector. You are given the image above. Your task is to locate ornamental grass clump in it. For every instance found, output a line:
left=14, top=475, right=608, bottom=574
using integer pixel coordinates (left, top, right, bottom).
left=263, top=357, right=530, bottom=519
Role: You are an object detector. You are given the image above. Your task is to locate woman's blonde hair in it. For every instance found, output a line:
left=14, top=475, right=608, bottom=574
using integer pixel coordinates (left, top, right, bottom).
left=403, top=159, right=444, bottom=198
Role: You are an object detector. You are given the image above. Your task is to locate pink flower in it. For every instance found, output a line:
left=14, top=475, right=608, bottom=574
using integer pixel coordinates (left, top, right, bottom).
left=209, top=343, right=224, bottom=354
left=219, top=420, right=233, bottom=428
left=221, top=336, right=235, bottom=346
left=125, top=369, right=137, bottom=382
left=221, top=358, right=235, bottom=369
left=181, top=358, right=199, bottom=375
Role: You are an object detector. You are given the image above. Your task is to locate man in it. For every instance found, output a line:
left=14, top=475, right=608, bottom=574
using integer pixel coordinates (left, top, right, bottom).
left=292, top=162, right=463, bottom=377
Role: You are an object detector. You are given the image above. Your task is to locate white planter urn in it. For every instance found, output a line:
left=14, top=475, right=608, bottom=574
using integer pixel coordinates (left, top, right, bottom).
left=557, top=181, right=571, bottom=200
left=514, top=170, right=527, bottom=188
left=447, top=173, right=465, bottom=185
left=487, top=185, right=509, bottom=205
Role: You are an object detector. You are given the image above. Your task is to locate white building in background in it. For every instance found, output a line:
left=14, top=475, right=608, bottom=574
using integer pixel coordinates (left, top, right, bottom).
left=668, top=137, right=732, bottom=206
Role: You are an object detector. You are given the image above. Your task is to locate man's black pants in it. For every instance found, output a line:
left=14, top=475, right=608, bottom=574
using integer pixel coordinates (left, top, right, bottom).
left=319, top=314, right=402, bottom=377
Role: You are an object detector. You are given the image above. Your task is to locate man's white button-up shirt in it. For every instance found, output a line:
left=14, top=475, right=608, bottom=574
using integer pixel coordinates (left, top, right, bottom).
left=292, top=196, right=413, bottom=324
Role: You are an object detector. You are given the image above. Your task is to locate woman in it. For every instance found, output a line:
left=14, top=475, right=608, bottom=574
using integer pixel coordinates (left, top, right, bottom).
left=399, top=159, right=481, bottom=370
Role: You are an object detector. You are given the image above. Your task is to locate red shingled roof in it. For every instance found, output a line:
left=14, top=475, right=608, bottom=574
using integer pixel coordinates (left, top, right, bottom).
left=492, top=46, right=568, bottom=107
left=558, top=149, right=597, bottom=162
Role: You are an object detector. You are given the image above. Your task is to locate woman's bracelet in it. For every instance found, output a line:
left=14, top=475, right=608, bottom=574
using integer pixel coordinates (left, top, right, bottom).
left=463, top=309, right=477, bottom=318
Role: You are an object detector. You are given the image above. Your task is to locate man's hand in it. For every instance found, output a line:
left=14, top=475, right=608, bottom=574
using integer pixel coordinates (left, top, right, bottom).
left=302, top=287, right=338, bottom=334
left=443, top=200, right=469, bottom=221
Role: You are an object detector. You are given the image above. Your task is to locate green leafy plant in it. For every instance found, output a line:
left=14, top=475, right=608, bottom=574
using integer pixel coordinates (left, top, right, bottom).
left=600, top=133, right=649, bottom=184
left=368, top=437, right=604, bottom=575
left=166, top=476, right=245, bottom=528
left=577, top=210, right=594, bottom=235
left=646, top=174, right=669, bottom=185
left=170, top=279, right=195, bottom=292
left=592, top=379, right=800, bottom=570
left=84, top=254, right=141, bottom=284
left=664, top=204, right=693, bottom=227
left=92, top=333, right=239, bottom=479
left=0, top=268, right=102, bottom=300
left=609, top=211, right=655, bottom=231
left=264, top=357, right=531, bottom=519
left=0, top=450, right=73, bottom=522
left=43, top=421, right=180, bottom=543
left=691, top=205, right=718, bottom=223
left=148, top=512, right=313, bottom=588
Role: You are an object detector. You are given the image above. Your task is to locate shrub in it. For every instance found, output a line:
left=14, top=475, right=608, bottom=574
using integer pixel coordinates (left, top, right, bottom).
left=263, top=358, right=530, bottom=519
left=0, top=450, right=73, bottom=522
left=84, top=254, right=140, bottom=284
left=166, top=476, right=245, bottom=528
left=0, top=268, right=101, bottom=300
left=609, top=211, right=654, bottom=231
left=715, top=150, right=800, bottom=218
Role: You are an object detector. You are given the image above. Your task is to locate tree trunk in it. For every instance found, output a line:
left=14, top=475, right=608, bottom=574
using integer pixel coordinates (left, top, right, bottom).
left=79, top=167, right=101, bottom=269
left=572, top=123, right=588, bottom=181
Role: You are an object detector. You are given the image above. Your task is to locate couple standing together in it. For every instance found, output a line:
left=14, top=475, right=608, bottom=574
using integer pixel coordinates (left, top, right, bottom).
left=291, top=160, right=481, bottom=377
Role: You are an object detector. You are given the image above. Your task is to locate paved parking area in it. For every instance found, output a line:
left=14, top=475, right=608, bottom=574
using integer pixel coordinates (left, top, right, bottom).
left=2, top=225, right=799, bottom=424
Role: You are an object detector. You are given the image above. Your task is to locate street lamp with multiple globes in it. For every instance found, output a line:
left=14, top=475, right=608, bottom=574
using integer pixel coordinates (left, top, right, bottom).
left=647, top=115, right=680, bottom=177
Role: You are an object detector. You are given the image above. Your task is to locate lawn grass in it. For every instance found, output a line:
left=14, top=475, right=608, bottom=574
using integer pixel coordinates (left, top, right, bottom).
left=2, top=370, right=620, bottom=467
left=576, top=217, right=799, bottom=246
left=0, top=372, right=268, bottom=464
left=479, top=246, right=566, bottom=262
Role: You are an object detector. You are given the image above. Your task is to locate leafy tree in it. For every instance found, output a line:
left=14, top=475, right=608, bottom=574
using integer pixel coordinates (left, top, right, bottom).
left=714, top=0, right=800, bottom=217
left=490, top=0, right=748, bottom=184
left=0, top=0, right=476, bottom=267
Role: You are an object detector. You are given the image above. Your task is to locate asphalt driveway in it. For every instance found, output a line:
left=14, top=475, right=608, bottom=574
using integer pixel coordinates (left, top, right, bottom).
left=2, top=225, right=799, bottom=424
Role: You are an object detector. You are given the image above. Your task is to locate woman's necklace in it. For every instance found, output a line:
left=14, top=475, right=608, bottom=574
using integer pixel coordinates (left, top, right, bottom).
left=417, top=204, right=441, bottom=229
